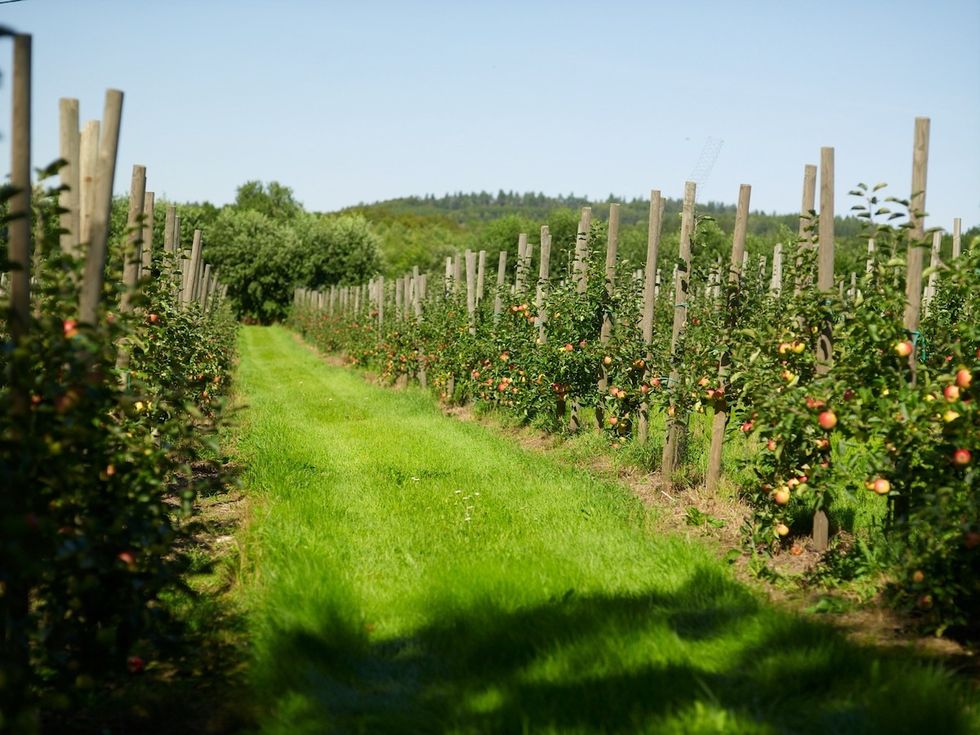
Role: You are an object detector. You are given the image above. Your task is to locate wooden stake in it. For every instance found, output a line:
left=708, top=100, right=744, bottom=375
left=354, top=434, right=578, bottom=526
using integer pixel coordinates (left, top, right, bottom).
left=141, top=191, right=154, bottom=279
left=182, top=230, right=203, bottom=305
left=477, top=250, right=487, bottom=303
left=536, top=225, right=551, bottom=342
left=465, top=249, right=477, bottom=335
left=770, top=243, right=783, bottom=294
left=119, top=165, right=146, bottom=314
left=515, top=233, right=529, bottom=292
left=705, top=184, right=750, bottom=494
left=638, top=190, right=664, bottom=444
left=923, top=230, right=942, bottom=312
left=574, top=207, right=592, bottom=295
left=493, top=251, right=507, bottom=320
left=596, top=203, right=620, bottom=428
left=164, top=205, right=176, bottom=253
left=58, top=97, right=80, bottom=257
left=903, top=117, right=930, bottom=337
left=78, top=120, right=100, bottom=248
left=9, top=34, right=32, bottom=342
left=79, top=89, right=124, bottom=325
left=795, top=164, right=818, bottom=293
left=951, top=218, right=961, bottom=259
left=662, top=182, right=696, bottom=486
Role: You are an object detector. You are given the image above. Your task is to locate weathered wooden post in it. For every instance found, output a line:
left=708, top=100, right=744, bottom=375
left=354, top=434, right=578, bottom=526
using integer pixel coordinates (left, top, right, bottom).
left=465, top=249, right=477, bottom=335
left=569, top=206, right=592, bottom=432
left=78, top=119, right=100, bottom=247
left=769, top=243, right=783, bottom=295
left=661, top=182, right=696, bottom=488
left=536, top=225, right=551, bottom=342
left=795, top=164, right=818, bottom=293
left=515, top=233, right=529, bottom=292
left=477, top=250, right=487, bottom=304
left=493, top=251, right=507, bottom=321
left=923, top=230, right=942, bottom=312
left=140, top=191, right=154, bottom=279
left=58, top=97, right=80, bottom=257
left=596, top=203, right=620, bottom=428
left=181, top=230, right=203, bottom=305
left=9, top=34, right=32, bottom=343
left=79, top=89, right=123, bottom=325
left=638, top=190, right=664, bottom=444
left=705, top=184, right=751, bottom=494
left=119, top=165, right=146, bottom=314
left=951, top=218, right=961, bottom=259
left=811, top=145, right=836, bottom=551
left=903, top=117, right=930, bottom=366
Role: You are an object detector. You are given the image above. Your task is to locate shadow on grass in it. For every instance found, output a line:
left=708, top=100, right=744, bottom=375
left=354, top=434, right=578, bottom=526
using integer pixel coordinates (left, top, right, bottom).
left=254, top=566, right=977, bottom=734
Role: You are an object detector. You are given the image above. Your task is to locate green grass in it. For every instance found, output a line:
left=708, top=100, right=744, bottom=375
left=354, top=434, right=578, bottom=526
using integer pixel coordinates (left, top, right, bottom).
left=233, top=325, right=977, bottom=734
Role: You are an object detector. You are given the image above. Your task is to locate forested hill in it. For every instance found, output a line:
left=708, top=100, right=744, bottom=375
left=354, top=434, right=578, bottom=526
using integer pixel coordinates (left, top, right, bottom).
left=341, top=190, right=867, bottom=240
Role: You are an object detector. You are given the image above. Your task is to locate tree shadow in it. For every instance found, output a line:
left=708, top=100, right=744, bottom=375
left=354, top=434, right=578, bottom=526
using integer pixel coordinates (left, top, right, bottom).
left=255, top=565, right=976, bottom=734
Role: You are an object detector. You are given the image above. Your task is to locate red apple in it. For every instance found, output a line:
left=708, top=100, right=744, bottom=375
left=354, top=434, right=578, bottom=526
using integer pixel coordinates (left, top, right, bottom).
left=944, top=384, right=960, bottom=401
left=872, top=478, right=891, bottom=495
left=564, top=343, right=574, bottom=352
left=63, top=319, right=79, bottom=338
left=955, top=368, right=972, bottom=389
left=607, top=416, right=618, bottom=426
left=953, top=449, right=972, bottom=466
left=127, top=655, right=145, bottom=674
left=740, top=420, right=753, bottom=433
left=894, top=340, right=913, bottom=357
left=773, top=488, right=791, bottom=505
left=818, top=410, right=837, bottom=430
left=117, top=551, right=136, bottom=567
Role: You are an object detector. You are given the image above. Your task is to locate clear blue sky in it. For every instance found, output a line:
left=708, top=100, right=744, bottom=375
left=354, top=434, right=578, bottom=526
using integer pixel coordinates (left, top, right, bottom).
left=2, top=0, right=978, bottom=228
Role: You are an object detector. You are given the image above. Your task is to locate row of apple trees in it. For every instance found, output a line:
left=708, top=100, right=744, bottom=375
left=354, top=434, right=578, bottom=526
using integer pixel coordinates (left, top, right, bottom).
left=290, top=194, right=978, bottom=635
left=0, top=174, right=237, bottom=729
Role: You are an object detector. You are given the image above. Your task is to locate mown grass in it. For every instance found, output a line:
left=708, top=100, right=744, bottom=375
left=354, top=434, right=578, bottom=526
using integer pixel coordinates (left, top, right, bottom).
left=233, top=325, right=977, bottom=734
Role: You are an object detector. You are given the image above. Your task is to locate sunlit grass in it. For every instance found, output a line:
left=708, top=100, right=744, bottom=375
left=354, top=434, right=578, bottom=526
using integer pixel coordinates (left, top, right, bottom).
left=233, top=325, right=977, bottom=734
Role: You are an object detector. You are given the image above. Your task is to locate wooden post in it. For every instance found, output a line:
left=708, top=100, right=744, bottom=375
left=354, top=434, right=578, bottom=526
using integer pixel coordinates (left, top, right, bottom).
left=395, top=277, right=404, bottom=318
left=951, top=218, right=961, bottom=259
left=638, top=190, right=664, bottom=444
left=810, top=146, right=836, bottom=551
left=58, top=97, right=81, bottom=257
left=596, top=203, right=620, bottom=428
left=493, top=251, right=507, bottom=320
left=661, top=182, right=696, bottom=487
left=8, top=34, right=32, bottom=342
left=444, top=256, right=453, bottom=296
left=795, top=164, right=818, bottom=293
left=923, top=230, right=942, bottom=313
left=79, top=89, right=124, bottom=325
left=200, top=263, right=212, bottom=307
left=119, top=165, right=146, bottom=314
left=866, top=238, right=876, bottom=275
left=569, top=206, right=593, bottom=432
left=477, top=250, right=487, bottom=304
left=705, top=184, right=751, bottom=494
left=164, top=206, right=177, bottom=253
left=465, top=249, right=477, bottom=335
left=536, top=225, right=551, bottom=342
left=769, top=243, right=783, bottom=294
left=140, top=191, right=154, bottom=279
left=453, top=253, right=463, bottom=296
left=574, top=207, right=592, bottom=294
left=903, top=117, right=930, bottom=342
left=182, top=230, right=203, bottom=305
left=515, top=233, right=529, bottom=292
left=78, top=120, right=100, bottom=247
left=377, top=276, right=384, bottom=326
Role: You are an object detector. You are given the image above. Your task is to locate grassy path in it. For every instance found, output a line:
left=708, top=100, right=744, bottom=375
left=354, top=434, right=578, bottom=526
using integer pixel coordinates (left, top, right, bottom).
left=233, top=325, right=976, bottom=734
